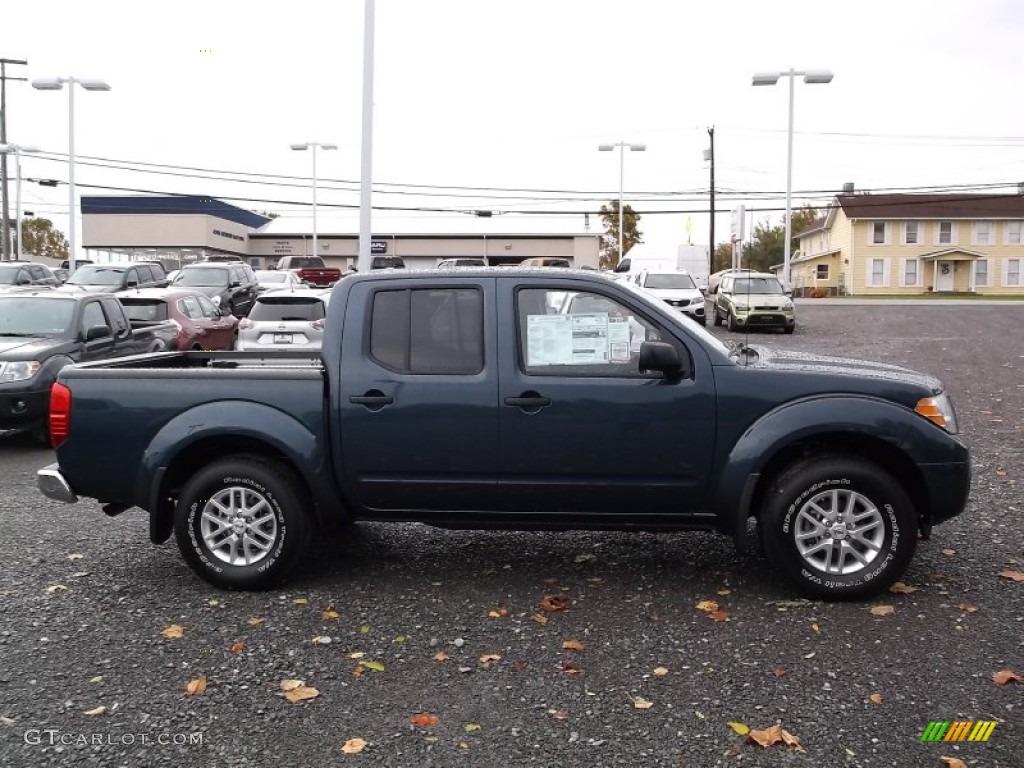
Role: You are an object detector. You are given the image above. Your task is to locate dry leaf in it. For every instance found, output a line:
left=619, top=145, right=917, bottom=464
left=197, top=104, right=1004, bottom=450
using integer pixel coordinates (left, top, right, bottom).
left=487, top=607, right=509, bottom=618
left=811, top=623, right=820, bottom=633
left=184, top=676, right=207, bottom=696
left=747, top=725, right=802, bottom=749
left=352, top=665, right=365, bottom=676
left=479, top=654, right=501, bottom=666
left=283, top=685, right=320, bottom=703
left=587, top=576, right=604, bottom=584
left=562, top=662, right=581, bottom=675
left=0, top=716, right=15, bottom=726
left=958, top=602, right=979, bottom=613
left=230, top=642, right=244, bottom=654
left=463, top=723, right=481, bottom=732
left=941, top=548, right=956, bottom=556
left=358, top=625, right=370, bottom=634
left=728, top=721, right=750, bottom=736
left=410, top=713, right=440, bottom=727
left=940, top=758, right=967, bottom=768
left=45, top=584, right=68, bottom=594
left=341, top=738, right=366, bottom=754
left=531, top=613, right=549, bottom=625
left=995, top=469, right=1008, bottom=476
left=322, top=609, right=340, bottom=621
left=653, top=667, right=669, bottom=677
left=717, top=588, right=732, bottom=596
left=803, top=652, right=816, bottom=659
left=549, top=708, right=569, bottom=721
left=992, top=669, right=1022, bottom=685
left=348, top=651, right=365, bottom=659
left=889, top=582, right=918, bottom=594
left=362, top=661, right=385, bottom=672
left=999, top=569, right=1024, bottom=582
left=870, top=605, right=895, bottom=616
left=771, top=667, right=787, bottom=677
left=292, top=597, right=308, bottom=605
left=632, top=696, right=654, bottom=710
left=247, top=617, right=265, bottom=626
left=393, top=636, right=406, bottom=644
left=513, top=660, right=527, bottom=672
left=561, top=639, right=586, bottom=652
left=708, top=609, right=730, bottom=622
left=541, top=594, right=570, bottom=612
left=869, top=693, right=883, bottom=705
left=84, top=706, right=107, bottom=716
left=433, top=651, right=449, bottom=662
left=67, top=553, right=84, bottom=561
left=161, top=624, right=185, bottom=639
left=207, top=599, right=219, bottom=607
left=696, top=600, right=719, bottom=612
left=279, top=679, right=304, bottom=692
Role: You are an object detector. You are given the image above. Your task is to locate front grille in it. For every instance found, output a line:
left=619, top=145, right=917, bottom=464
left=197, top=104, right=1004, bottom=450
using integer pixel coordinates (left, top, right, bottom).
left=754, top=305, right=777, bottom=310
left=749, top=314, right=784, bottom=324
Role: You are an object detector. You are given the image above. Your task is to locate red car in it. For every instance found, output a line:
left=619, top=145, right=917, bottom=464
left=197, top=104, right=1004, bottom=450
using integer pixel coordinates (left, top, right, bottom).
left=119, top=288, right=238, bottom=351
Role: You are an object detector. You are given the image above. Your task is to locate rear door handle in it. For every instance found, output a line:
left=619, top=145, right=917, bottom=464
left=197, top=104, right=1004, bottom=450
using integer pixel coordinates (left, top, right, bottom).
left=350, top=391, right=394, bottom=407
left=504, top=394, right=551, bottom=408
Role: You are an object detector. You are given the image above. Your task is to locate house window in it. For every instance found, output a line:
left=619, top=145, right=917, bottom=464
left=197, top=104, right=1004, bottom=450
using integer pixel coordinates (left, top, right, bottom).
left=1007, top=221, right=1022, bottom=245
left=1006, top=258, right=1022, bottom=287
left=974, top=259, right=989, bottom=287
left=904, top=221, right=919, bottom=244
left=938, top=222, right=953, bottom=244
left=872, top=222, right=886, bottom=244
left=902, top=259, right=919, bottom=287
left=974, top=221, right=991, bottom=245
left=868, top=258, right=889, bottom=287
left=816, top=264, right=829, bottom=280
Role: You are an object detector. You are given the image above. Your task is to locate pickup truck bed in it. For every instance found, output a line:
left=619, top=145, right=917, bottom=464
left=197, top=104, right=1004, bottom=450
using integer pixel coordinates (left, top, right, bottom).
left=37, top=270, right=970, bottom=599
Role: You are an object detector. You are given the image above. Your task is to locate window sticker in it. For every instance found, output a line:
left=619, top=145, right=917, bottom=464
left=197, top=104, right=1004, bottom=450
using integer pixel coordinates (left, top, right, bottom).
left=526, top=314, right=573, bottom=366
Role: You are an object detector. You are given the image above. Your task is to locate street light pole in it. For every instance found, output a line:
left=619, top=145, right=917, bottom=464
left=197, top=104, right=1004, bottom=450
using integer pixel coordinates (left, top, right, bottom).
left=0, top=144, right=41, bottom=260
left=31, top=76, right=110, bottom=272
left=291, top=142, right=337, bottom=260
left=598, top=141, right=646, bottom=266
left=752, top=68, right=833, bottom=287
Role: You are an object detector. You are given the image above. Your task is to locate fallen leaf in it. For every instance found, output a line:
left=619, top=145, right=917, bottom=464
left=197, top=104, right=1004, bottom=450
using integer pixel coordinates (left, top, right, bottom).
left=940, top=758, right=967, bottom=768
left=992, top=669, right=1022, bottom=685
left=561, top=639, right=586, bottom=652
left=587, top=576, right=604, bottom=584
left=487, top=608, right=509, bottom=618
left=995, top=469, right=1007, bottom=476
left=292, top=597, right=308, bottom=605
left=247, top=617, right=265, bottom=626
left=771, top=666, right=787, bottom=677
left=230, top=642, right=244, bottom=654
left=161, top=624, right=185, bottom=639
left=89, top=676, right=102, bottom=683
left=531, top=613, right=549, bottom=625
left=410, top=713, right=440, bottom=727
left=889, top=582, right=918, bottom=594
left=71, top=572, right=90, bottom=578
left=728, top=721, right=750, bottom=736
left=0, top=716, right=14, bottom=726
left=322, top=608, right=340, bottom=621
left=67, top=553, right=84, bottom=561
left=541, top=594, right=570, bottom=612
left=184, top=676, right=207, bottom=696
left=562, top=662, right=581, bottom=675
left=632, top=696, right=654, bottom=710
left=999, top=569, right=1024, bottom=582
left=870, top=605, right=895, bottom=617
left=432, top=651, right=448, bottom=662
left=458, top=741, right=470, bottom=750
left=869, top=693, right=883, bottom=705
left=479, top=654, right=501, bottom=666
left=708, top=609, right=730, bottom=622
left=312, top=636, right=332, bottom=645
left=513, top=661, right=527, bottom=672
left=463, top=723, right=481, bottom=732
left=352, top=665, right=365, bottom=676
left=284, top=685, right=320, bottom=703
left=45, top=584, right=68, bottom=594
left=811, top=623, right=820, bottom=633
left=549, top=709, right=569, bottom=720
left=362, top=661, right=385, bottom=673
left=207, top=599, right=220, bottom=607
left=84, top=706, right=107, bottom=716
left=279, top=679, right=304, bottom=692
left=747, top=725, right=801, bottom=749
left=348, top=651, right=365, bottom=659
left=358, top=625, right=370, bottom=634
left=341, top=738, right=366, bottom=754
left=696, top=600, right=719, bottom=612
left=941, top=548, right=956, bottom=556
left=958, top=602, right=979, bottom=613
left=717, top=588, right=732, bottom=596
left=653, top=667, right=669, bottom=677
left=803, top=652, right=815, bottom=659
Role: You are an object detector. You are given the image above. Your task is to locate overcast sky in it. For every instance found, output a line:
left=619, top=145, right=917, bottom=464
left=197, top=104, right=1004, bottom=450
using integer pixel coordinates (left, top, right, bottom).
left=5, top=0, right=1024, bottom=257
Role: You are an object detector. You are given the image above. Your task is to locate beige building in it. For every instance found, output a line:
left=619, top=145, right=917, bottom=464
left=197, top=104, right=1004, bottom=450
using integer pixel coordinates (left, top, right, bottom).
left=790, top=193, right=1024, bottom=296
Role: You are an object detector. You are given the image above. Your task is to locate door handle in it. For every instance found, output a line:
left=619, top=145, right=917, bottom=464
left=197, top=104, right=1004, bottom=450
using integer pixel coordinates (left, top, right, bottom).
left=350, top=391, right=394, bottom=407
left=504, top=394, right=551, bottom=408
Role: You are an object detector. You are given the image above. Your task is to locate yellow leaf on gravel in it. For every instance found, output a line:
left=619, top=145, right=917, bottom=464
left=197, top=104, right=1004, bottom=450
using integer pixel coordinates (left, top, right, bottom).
left=322, top=609, right=340, bottom=620
left=561, top=639, right=586, bottom=652
left=464, top=723, right=481, bottom=732
left=479, top=654, right=501, bottom=666
left=941, top=548, right=956, bottom=556
left=811, top=623, right=820, bottom=633
left=940, top=758, right=967, bottom=768
left=487, top=608, right=509, bottom=618
left=531, top=613, right=549, bottom=625
left=696, top=600, right=719, bottom=612
left=184, top=676, right=207, bottom=696
left=362, top=661, right=385, bottom=672
left=889, top=582, right=917, bottom=594
left=653, top=667, right=669, bottom=677
left=728, top=721, right=750, bottom=736
left=247, top=617, right=265, bottom=626
left=341, top=738, right=366, bottom=754
left=84, top=706, right=107, bottom=716
left=292, top=597, right=308, bottom=605
left=279, top=679, right=304, bottom=692
left=717, top=589, right=732, bottom=596
left=348, top=651, right=365, bottom=659
left=283, top=685, right=320, bottom=703
left=869, top=605, right=895, bottom=617
left=633, top=696, right=654, bottom=710
left=869, top=693, right=883, bottom=705
left=46, top=584, right=68, bottom=594
left=161, top=624, right=185, bottom=639
left=359, top=625, right=370, bottom=634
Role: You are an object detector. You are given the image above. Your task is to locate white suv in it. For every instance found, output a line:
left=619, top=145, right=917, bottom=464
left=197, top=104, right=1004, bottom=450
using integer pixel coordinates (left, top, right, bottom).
left=631, top=269, right=706, bottom=325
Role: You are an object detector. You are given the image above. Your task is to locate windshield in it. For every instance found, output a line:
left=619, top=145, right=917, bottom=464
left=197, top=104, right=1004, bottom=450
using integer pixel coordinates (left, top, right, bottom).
left=0, top=265, right=22, bottom=285
left=646, top=273, right=696, bottom=290
left=66, top=265, right=125, bottom=286
left=249, top=298, right=325, bottom=322
left=731, top=277, right=784, bottom=294
left=174, top=268, right=228, bottom=287
left=290, top=258, right=325, bottom=269
left=120, top=300, right=168, bottom=321
left=255, top=271, right=287, bottom=283
left=0, top=297, right=76, bottom=336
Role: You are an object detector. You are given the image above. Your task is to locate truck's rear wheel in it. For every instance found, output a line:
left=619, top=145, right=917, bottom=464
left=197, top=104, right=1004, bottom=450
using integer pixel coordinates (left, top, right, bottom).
left=174, top=455, right=311, bottom=590
left=759, top=455, right=916, bottom=600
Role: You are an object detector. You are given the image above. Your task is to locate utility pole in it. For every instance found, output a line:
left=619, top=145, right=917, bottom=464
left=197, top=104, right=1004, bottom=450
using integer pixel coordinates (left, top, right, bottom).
left=1, top=58, right=28, bottom=261
left=707, top=126, right=715, bottom=276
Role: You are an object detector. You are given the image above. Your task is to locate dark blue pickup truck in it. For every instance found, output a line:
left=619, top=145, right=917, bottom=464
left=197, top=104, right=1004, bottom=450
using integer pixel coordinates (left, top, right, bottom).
left=36, top=270, right=970, bottom=599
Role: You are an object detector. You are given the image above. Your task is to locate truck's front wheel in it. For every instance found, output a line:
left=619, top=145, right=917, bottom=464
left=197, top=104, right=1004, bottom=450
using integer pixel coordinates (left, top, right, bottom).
left=760, top=455, right=917, bottom=600
left=174, top=456, right=311, bottom=590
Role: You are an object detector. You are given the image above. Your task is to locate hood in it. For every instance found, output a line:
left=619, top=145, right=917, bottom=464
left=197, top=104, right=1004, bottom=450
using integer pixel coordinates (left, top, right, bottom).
left=0, top=336, right=66, bottom=360
left=731, top=293, right=790, bottom=308
left=648, top=287, right=703, bottom=301
left=58, top=284, right=111, bottom=293
left=750, top=346, right=942, bottom=393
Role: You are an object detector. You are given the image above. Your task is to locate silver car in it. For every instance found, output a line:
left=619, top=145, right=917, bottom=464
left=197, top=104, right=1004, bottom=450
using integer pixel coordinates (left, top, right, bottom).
left=235, top=289, right=329, bottom=351
left=254, top=269, right=305, bottom=292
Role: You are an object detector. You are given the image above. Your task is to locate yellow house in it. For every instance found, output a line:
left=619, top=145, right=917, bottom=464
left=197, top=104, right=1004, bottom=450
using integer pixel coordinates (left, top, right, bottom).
left=790, top=193, right=1024, bottom=296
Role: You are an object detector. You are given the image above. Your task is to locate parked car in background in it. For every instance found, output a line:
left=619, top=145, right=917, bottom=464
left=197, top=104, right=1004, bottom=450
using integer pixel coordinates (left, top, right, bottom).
left=630, top=269, right=706, bottom=325
left=520, top=257, right=571, bottom=268
left=713, top=271, right=795, bottom=333
left=119, top=288, right=239, bottom=351
left=370, top=256, right=405, bottom=270
left=61, top=262, right=169, bottom=293
left=274, top=256, right=341, bottom=288
left=254, top=269, right=305, bottom=292
left=707, top=268, right=755, bottom=295
left=437, top=258, right=486, bottom=268
left=170, top=262, right=259, bottom=317
left=235, top=288, right=329, bottom=351
left=0, top=262, right=61, bottom=292
left=0, top=291, right=175, bottom=441
left=60, top=259, right=94, bottom=273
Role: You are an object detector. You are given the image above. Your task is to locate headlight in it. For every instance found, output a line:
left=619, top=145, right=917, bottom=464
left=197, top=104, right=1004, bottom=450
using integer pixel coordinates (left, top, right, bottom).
left=915, top=392, right=958, bottom=434
left=782, top=300, right=794, bottom=310
left=0, top=361, right=42, bottom=382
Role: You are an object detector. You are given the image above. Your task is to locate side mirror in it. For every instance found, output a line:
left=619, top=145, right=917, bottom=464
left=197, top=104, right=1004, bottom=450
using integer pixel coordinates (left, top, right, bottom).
left=84, top=324, right=112, bottom=341
left=211, top=295, right=222, bottom=307
left=639, top=341, right=687, bottom=379
left=230, top=280, right=241, bottom=288
left=614, top=259, right=631, bottom=273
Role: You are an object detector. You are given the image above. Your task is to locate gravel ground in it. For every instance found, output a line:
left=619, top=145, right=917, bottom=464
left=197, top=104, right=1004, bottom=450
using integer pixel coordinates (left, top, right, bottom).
left=0, top=303, right=1021, bottom=768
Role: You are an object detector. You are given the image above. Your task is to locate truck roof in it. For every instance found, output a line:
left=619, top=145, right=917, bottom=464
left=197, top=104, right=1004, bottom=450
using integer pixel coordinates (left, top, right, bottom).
left=345, top=267, right=614, bottom=283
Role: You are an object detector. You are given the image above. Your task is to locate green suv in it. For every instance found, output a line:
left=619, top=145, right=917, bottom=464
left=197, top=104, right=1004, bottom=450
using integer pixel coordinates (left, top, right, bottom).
left=713, top=271, right=795, bottom=334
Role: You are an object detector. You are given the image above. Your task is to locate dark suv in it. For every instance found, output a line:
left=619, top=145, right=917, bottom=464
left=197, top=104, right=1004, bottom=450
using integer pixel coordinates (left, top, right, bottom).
left=0, top=262, right=61, bottom=292
left=170, top=262, right=259, bottom=317
left=62, top=263, right=169, bottom=293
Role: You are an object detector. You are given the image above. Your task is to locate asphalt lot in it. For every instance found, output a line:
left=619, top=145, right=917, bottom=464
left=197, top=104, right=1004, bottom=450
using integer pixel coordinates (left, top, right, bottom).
left=1, top=302, right=1021, bottom=768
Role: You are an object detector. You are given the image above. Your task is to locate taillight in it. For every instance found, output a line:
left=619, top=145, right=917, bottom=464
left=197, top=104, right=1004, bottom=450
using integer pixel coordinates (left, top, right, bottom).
left=310, top=319, right=325, bottom=330
left=50, top=382, right=71, bottom=448
left=239, top=318, right=254, bottom=329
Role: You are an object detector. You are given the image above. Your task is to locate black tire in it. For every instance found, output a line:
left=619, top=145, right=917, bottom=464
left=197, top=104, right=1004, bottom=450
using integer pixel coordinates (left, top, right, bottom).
left=727, top=310, right=738, bottom=332
left=760, top=455, right=917, bottom=600
left=713, top=306, right=723, bottom=326
left=174, top=455, right=311, bottom=590
left=783, top=325, right=795, bottom=335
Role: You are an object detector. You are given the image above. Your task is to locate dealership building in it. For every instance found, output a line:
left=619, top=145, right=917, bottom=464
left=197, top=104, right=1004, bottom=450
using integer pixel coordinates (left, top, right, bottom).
left=80, top=195, right=602, bottom=270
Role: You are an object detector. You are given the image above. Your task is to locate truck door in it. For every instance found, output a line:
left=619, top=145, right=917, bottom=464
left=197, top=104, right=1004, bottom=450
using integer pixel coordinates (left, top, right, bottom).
left=495, top=278, right=717, bottom=515
left=336, top=277, right=499, bottom=513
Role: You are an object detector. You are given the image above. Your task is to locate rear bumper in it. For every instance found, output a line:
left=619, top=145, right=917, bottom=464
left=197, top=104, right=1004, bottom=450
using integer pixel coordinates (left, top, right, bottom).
left=0, top=387, right=49, bottom=430
left=37, top=462, right=79, bottom=503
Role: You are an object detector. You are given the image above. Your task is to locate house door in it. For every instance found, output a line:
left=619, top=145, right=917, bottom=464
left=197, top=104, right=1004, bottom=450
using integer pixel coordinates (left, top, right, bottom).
left=936, top=261, right=954, bottom=292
